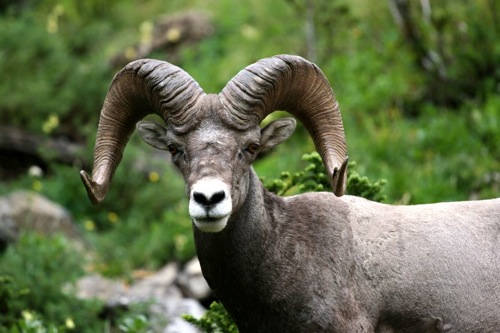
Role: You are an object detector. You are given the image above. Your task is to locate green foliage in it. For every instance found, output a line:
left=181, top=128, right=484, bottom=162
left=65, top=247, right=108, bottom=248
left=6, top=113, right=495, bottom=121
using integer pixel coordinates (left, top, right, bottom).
left=467, top=95, right=500, bottom=160
left=5, top=311, right=65, bottom=333
left=177, top=0, right=300, bottom=93
left=84, top=143, right=196, bottom=276
left=0, top=233, right=102, bottom=332
left=92, top=202, right=194, bottom=277
left=265, top=152, right=387, bottom=202
left=0, top=142, right=196, bottom=277
left=0, top=276, right=30, bottom=325
left=345, top=100, right=500, bottom=204
left=183, top=302, right=238, bottom=333
left=346, top=161, right=387, bottom=203
left=0, top=9, right=111, bottom=140
left=5, top=308, right=145, bottom=333
left=0, top=0, right=498, bottom=331
left=388, top=0, right=500, bottom=107
left=118, top=314, right=152, bottom=333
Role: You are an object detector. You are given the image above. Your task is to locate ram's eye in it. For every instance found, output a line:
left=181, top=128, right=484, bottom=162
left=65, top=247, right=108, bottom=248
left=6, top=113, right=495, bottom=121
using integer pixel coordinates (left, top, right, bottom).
left=167, top=144, right=178, bottom=156
left=247, top=143, right=260, bottom=155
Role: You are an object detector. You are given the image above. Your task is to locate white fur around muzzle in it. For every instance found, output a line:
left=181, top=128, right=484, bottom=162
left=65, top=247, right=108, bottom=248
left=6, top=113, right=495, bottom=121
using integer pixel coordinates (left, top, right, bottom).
left=189, top=178, right=232, bottom=233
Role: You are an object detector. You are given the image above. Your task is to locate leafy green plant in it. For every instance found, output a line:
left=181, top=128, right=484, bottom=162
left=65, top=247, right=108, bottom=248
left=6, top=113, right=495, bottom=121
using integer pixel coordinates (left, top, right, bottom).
left=5, top=311, right=67, bottom=333
left=0, top=233, right=102, bottom=332
left=93, top=203, right=194, bottom=277
left=387, top=0, right=500, bottom=108
left=265, top=152, right=387, bottom=202
left=183, top=302, right=238, bottom=333
left=118, top=314, right=152, bottom=333
left=0, top=276, right=30, bottom=327
left=0, top=10, right=111, bottom=141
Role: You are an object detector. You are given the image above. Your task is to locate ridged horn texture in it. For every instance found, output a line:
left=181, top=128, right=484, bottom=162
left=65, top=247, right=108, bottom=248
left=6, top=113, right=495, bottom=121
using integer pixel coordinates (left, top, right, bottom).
left=80, top=59, right=204, bottom=204
left=220, top=55, right=348, bottom=196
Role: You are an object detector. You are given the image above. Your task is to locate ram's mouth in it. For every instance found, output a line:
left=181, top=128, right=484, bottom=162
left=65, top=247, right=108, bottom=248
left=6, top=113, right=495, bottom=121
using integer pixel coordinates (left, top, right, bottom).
left=192, top=215, right=229, bottom=233
left=197, top=217, right=223, bottom=223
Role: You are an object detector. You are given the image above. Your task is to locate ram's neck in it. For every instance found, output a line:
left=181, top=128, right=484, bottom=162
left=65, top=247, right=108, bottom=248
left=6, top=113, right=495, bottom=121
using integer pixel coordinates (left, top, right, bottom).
left=193, top=167, right=279, bottom=279
left=194, top=170, right=290, bottom=332
left=192, top=169, right=365, bottom=332
left=193, top=167, right=284, bottom=303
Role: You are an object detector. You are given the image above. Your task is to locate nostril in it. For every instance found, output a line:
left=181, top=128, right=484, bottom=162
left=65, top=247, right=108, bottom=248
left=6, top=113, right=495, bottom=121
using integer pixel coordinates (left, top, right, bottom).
left=193, top=190, right=226, bottom=207
left=193, top=192, right=209, bottom=205
left=210, top=191, right=226, bottom=205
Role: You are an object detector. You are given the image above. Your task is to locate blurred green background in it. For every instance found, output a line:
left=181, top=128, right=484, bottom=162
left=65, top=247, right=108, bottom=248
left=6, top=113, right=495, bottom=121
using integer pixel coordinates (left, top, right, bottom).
left=0, top=0, right=498, bottom=331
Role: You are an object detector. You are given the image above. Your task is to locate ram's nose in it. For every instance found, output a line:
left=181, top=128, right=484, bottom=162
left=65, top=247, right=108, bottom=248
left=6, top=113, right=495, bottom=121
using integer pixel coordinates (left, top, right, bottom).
left=193, top=190, right=226, bottom=209
left=189, top=178, right=232, bottom=233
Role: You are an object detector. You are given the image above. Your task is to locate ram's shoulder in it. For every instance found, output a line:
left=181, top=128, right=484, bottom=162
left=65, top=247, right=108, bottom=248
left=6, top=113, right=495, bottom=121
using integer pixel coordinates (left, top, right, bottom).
left=282, top=192, right=375, bottom=219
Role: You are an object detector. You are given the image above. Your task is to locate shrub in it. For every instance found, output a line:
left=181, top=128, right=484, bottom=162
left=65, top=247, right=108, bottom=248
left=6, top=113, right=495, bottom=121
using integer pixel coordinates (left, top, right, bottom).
left=265, top=152, right=386, bottom=202
left=0, top=233, right=102, bottom=332
left=117, top=314, right=152, bottom=333
left=182, top=302, right=238, bottom=333
left=0, top=10, right=111, bottom=141
left=5, top=311, right=64, bottom=333
left=387, top=0, right=500, bottom=108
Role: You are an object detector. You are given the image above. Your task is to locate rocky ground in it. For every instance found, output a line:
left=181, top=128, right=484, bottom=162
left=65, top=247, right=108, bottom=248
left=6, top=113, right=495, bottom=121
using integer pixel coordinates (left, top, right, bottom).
left=0, top=190, right=213, bottom=333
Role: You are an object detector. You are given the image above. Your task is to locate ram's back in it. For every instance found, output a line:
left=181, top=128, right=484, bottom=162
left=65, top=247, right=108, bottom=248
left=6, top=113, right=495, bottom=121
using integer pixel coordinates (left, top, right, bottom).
left=346, top=196, right=500, bottom=332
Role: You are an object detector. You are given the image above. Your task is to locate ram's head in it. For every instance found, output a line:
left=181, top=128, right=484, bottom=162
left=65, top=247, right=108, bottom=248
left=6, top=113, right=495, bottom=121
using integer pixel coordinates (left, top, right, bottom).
left=80, top=55, right=348, bottom=232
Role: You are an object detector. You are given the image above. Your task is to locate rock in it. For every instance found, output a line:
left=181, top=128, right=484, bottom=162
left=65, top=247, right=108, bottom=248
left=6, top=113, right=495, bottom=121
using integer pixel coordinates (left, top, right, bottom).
left=75, top=274, right=128, bottom=302
left=75, top=262, right=205, bottom=333
left=0, top=191, right=83, bottom=249
left=163, top=299, right=205, bottom=333
left=0, top=197, right=17, bottom=249
left=177, top=257, right=211, bottom=301
left=0, top=126, right=87, bottom=180
left=128, top=262, right=180, bottom=303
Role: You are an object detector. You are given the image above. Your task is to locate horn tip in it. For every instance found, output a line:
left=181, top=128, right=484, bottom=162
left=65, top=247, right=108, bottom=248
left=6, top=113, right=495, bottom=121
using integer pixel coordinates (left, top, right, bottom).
left=331, top=156, right=349, bottom=197
left=80, top=170, right=105, bottom=205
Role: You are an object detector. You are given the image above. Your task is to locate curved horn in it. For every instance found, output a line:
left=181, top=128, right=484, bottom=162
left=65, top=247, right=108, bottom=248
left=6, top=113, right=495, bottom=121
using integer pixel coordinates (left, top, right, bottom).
left=220, top=55, right=348, bottom=196
left=80, top=59, right=204, bottom=205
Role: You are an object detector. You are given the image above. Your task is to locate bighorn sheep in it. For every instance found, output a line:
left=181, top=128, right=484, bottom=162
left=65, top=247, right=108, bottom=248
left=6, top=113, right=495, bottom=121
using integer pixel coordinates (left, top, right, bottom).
left=81, top=55, right=500, bottom=332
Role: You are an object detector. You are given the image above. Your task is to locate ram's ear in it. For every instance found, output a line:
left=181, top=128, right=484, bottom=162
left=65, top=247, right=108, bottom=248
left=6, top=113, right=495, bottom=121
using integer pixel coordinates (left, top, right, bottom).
left=136, top=121, right=169, bottom=150
left=260, top=117, right=296, bottom=151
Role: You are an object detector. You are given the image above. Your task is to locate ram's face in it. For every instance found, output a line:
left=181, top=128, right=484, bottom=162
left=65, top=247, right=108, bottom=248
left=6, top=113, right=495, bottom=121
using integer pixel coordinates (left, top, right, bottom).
left=137, top=113, right=296, bottom=233
left=169, top=118, right=261, bottom=233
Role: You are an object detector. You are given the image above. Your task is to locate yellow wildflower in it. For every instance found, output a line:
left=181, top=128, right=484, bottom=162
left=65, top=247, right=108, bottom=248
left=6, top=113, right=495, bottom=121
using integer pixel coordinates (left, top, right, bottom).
left=65, top=317, right=75, bottom=330
left=148, top=171, right=160, bottom=183
left=108, top=212, right=119, bottom=223
left=140, top=21, right=153, bottom=44
left=32, top=180, right=43, bottom=192
left=166, top=28, right=181, bottom=43
left=84, top=220, right=95, bottom=231
left=125, top=47, right=137, bottom=60
left=42, top=114, right=59, bottom=134
left=21, top=311, right=33, bottom=321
